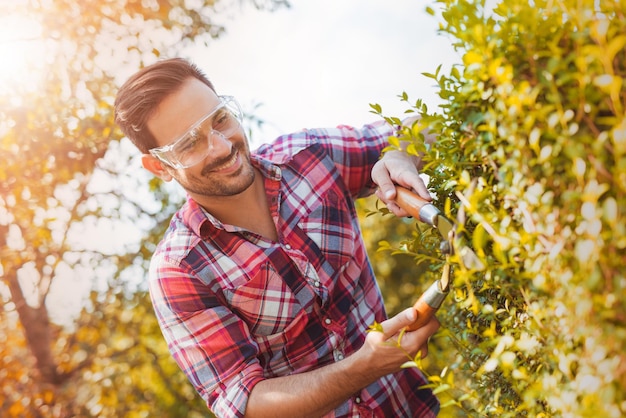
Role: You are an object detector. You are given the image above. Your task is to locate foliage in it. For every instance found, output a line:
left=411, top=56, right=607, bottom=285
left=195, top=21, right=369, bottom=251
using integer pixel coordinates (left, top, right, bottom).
left=371, top=0, right=626, bottom=416
left=0, top=0, right=287, bottom=416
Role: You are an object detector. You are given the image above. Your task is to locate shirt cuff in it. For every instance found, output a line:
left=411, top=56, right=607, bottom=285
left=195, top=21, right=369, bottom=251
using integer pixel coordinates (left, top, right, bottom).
left=210, top=367, right=265, bottom=418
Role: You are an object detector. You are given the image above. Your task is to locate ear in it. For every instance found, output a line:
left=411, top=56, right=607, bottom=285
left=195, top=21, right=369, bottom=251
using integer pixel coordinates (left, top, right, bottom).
left=141, top=154, right=174, bottom=182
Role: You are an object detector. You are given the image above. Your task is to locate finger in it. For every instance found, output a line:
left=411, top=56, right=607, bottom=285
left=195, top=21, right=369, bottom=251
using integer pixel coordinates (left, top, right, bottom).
left=415, top=325, right=438, bottom=358
left=405, top=317, right=440, bottom=358
left=415, top=317, right=440, bottom=340
left=375, top=176, right=397, bottom=202
left=385, top=200, right=408, bottom=217
left=375, top=188, right=412, bottom=218
left=380, top=308, right=418, bottom=339
left=404, top=316, right=440, bottom=342
left=398, top=174, right=431, bottom=201
left=412, top=180, right=432, bottom=201
left=420, top=315, right=441, bottom=334
left=415, top=343, right=429, bottom=358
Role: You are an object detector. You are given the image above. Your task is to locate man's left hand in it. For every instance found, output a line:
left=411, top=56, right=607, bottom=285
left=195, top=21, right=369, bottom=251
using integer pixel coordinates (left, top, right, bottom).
left=371, top=149, right=431, bottom=217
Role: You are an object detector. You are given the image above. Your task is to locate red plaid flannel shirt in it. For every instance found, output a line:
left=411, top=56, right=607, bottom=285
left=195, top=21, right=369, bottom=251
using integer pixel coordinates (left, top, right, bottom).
left=149, top=121, right=439, bottom=417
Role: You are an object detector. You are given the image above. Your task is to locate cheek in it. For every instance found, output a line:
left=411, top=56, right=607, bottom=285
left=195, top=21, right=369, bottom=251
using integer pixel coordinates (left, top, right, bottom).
left=233, top=135, right=251, bottom=158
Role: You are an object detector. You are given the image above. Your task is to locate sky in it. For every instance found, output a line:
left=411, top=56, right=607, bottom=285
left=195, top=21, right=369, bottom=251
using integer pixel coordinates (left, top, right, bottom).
left=186, top=0, right=461, bottom=146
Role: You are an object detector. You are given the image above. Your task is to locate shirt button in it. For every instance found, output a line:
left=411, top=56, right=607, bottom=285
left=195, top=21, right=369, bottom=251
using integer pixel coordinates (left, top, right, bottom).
left=355, top=397, right=361, bottom=404
left=324, top=318, right=332, bottom=325
left=314, top=280, right=320, bottom=287
left=284, top=244, right=292, bottom=250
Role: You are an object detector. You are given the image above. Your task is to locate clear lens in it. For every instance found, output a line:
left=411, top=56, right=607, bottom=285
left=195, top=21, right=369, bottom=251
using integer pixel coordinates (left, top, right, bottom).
left=150, top=96, right=242, bottom=169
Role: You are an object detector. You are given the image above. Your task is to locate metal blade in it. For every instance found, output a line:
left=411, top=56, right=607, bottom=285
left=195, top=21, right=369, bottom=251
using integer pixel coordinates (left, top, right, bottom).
left=436, top=214, right=485, bottom=271
left=434, top=214, right=454, bottom=241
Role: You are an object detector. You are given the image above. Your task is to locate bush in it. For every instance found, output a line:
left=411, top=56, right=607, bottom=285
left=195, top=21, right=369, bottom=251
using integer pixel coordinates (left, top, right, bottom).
left=373, top=0, right=626, bottom=416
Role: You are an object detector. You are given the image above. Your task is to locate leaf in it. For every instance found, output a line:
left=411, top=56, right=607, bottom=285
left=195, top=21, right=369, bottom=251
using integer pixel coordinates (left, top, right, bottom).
left=463, top=51, right=482, bottom=66
left=367, top=321, right=384, bottom=333
left=401, top=360, right=420, bottom=369
left=432, top=384, right=451, bottom=394
left=606, top=35, right=626, bottom=62
left=369, top=103, right=382, bottom=114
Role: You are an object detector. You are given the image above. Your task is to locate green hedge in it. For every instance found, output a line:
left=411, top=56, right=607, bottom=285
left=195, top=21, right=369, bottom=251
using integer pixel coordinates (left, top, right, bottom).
left=375, top=0, right=625, bottom=416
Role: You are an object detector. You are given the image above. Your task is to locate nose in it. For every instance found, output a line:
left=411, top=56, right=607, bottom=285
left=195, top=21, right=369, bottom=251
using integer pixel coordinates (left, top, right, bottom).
left=208, top=130, right=232, bottom=157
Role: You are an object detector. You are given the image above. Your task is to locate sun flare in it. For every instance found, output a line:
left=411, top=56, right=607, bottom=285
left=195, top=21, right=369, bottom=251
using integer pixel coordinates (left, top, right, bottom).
left=0, top=14, right=46, bottom=94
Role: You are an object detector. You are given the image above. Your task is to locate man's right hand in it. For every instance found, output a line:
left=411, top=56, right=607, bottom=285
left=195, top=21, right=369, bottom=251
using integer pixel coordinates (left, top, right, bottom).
left=355, top=308, right=440, bottom=380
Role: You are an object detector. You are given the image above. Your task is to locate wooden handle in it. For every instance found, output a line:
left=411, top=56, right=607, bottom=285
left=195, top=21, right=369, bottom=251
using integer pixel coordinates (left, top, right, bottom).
left=405, top=296, right=437, bottom=331
left=405, top=278, right=449, bottom=331
left=395, top=186, right=431, bottom=219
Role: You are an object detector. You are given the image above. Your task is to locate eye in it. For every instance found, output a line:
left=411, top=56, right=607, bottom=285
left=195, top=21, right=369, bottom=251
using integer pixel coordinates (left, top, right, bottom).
left=178, top=130, right=202, bottom=152
left=213, top=110, right=231, bottom=130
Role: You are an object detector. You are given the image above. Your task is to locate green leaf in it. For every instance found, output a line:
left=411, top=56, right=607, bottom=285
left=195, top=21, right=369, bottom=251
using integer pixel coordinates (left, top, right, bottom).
left=369, top=103, right=383, bottom=114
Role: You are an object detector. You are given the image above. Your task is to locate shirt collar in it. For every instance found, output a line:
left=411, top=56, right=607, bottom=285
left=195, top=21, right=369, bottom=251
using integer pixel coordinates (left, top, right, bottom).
left=251, top=153, right=282, bottom=182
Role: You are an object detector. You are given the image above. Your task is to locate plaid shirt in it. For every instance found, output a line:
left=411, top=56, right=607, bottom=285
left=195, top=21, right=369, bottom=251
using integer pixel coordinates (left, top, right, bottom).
left=149, top=121, right=439, bottom=417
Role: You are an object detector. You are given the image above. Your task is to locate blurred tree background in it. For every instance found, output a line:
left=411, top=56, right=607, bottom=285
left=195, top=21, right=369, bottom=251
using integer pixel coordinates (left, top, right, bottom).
left=0, top=0, right=287, bottom=416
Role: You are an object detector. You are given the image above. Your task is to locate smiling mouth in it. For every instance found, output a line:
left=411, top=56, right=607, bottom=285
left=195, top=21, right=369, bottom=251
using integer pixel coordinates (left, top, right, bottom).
left=202, top=150, right=240, bottom=175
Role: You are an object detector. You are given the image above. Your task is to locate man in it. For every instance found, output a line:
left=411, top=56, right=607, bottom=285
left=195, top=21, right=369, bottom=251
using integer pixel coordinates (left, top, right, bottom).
left=115, top=57, right=440, bottom=417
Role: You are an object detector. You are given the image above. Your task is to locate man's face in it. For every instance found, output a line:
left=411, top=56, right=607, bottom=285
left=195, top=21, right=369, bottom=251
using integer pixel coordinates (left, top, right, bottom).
left=145, top=77, right=255, bottom=198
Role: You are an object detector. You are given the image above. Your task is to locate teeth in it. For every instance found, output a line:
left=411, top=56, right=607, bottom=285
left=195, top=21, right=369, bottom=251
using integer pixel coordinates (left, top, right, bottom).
left=214, top=151, right=238, bottom=171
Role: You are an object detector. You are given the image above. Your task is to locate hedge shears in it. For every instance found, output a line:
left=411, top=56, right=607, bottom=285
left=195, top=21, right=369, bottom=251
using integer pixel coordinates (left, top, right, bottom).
left=393, top=186, right=484, bottom=331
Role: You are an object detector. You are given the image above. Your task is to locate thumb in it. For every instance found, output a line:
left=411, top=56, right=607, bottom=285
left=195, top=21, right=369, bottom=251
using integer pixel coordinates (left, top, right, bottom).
left=381, top=308, right=418, bottom=338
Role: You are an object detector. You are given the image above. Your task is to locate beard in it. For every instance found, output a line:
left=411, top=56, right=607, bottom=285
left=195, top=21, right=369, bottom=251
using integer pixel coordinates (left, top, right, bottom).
left=180, top=142, right=256, bottom=197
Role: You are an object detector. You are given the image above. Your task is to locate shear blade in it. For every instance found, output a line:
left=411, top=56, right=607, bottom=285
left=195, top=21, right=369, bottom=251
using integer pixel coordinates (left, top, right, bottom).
left=434, top=215, right=454, bottom=242
left=435, top=215, right=485, bottom=271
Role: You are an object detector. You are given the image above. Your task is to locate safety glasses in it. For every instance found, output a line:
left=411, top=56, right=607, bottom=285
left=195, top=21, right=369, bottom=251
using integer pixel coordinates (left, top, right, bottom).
left=149, top=95, right=243, bottom=169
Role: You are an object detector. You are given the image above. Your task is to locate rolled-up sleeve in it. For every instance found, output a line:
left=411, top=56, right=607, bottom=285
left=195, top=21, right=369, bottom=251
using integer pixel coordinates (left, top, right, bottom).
left=149, top=256, right=265, bottom=417
left=267, top=120, right=394, bottom=199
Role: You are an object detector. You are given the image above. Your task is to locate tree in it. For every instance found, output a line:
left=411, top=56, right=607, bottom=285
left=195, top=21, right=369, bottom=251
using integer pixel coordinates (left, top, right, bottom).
left=0, top=0, right=288, bottom=416
left=371, top=0, right=625, bottom=416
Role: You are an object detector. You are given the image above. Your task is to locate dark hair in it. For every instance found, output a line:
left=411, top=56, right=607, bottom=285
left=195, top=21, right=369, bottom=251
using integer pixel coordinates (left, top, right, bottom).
left=114, top=58, right=216, bottom=153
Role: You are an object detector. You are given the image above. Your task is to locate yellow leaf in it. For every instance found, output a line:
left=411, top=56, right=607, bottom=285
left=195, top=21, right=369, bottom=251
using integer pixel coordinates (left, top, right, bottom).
left=463, top=51, right=483, bottom=66
left=483, top=320, right=497, bottom=338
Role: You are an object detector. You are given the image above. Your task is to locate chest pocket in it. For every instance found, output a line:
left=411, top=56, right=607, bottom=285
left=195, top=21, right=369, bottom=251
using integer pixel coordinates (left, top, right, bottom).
left=298, top=188, right=356, bottom=272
